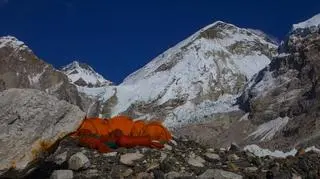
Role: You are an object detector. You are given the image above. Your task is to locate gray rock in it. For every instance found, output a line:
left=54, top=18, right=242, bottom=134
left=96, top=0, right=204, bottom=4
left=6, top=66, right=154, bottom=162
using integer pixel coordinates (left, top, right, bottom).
left=77, top=169, right=100, bottom=178
left=187, top=155, right=205, bottom=167
left=163, top=144, right=173, bottom=151
left=165, top=171, right=193, bottom=179
left=120, top=152, right=144, bottom=165
left=123, top=168, right=133, bottom=177
left=54, top=152, right=68, bottom=165
left=229, top=142, right=241, bottom=152
left=244, top=167, right=258, bottom=173
left=110, top=165, right=131, bottom=178
left=0, top=89, right=85, bottom=176
left=136, top=172, right=154, bottom=179
left=50, top=170, right=73, bottom=179
left=227, top=154, right=240, bottom=161
left=198, top=169, right=243, bottom=179
left=68, top=152, right=90, bottom=171
left=165, top=171, right=181, bottom=179
left=204, top=152, right=220, bottom=161
left=103, top=152, right=117, bottom=157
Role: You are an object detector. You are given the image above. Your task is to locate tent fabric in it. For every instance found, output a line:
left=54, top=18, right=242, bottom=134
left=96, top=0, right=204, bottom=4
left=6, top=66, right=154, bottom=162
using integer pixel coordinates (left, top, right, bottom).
left=72, top=115, right=172, bottom=153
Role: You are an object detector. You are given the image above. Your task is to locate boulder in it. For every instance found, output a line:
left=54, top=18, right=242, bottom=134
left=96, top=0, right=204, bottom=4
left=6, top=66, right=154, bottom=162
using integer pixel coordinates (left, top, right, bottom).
left=68, top=152, right=90, bottom=171
left=120, top=152, right=144, bottom=165
left=50, top=170, right=73, bottom=179
left=198, top=169, right=243, bottom=179
left=0, top=88, right=85, bottom=177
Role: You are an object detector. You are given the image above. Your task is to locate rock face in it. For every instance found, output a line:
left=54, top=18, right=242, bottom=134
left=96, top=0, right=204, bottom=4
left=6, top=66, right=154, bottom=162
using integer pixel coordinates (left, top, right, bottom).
left=0, top=88, right=85, bottom=177
left=0, top=36, right=82, bottom=108
left=237, top=14, right=320, bottom=150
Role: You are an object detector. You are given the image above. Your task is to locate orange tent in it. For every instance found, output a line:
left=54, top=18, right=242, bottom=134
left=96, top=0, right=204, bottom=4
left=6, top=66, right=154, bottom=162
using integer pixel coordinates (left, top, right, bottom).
left=72, top=115, right=172, bottom=152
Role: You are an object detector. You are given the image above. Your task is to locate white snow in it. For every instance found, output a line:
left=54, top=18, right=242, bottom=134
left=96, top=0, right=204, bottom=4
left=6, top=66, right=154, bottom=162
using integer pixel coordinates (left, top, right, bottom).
left=0, top=36, right=29, bottom=51
left=239, top=113, right=250, bottom=121
left=73, top=21, right=277, bottom=127
left=278, top=53, right=291, bottom=58
left=305, top=146, right=320, bottom=153
left=107, top=21, right=277, bottom=124
left=77, top=85, right=116, bottom=101
left=293, top=13, right=320, bottom=30
left=244, top=145, right=320, bottom=158
left=164, top=94, right=239, bottom=127
left=244, top=144, right=297, bottom=158
left=62, top=61, right=112, bottom=87
left=248, top=117, right=289, bottom=141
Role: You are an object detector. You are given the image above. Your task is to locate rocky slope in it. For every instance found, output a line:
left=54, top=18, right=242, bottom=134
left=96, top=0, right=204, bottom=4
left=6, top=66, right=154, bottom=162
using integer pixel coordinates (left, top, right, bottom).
left=0, top=36, right=82, bottom=108
left=0, top=88, right=85, bottom=178
left=26, top=136, right=320, bottom=179
left=80, top=21, right=277, bottom=126
left=237, top=13, right=320, bottom=151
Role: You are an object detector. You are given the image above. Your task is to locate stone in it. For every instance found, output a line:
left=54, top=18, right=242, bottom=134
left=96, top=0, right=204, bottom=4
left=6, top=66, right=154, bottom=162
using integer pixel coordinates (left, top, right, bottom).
left=244, top=167, right=258, bottom=173
left=229, top=142, right=241, bottom=152
left=136, top=172, right=154, bottom=179
left=123, top=168, right=133, bottom=177
left=169, top=140, right=178, bottom=146
left=165, top=171, right=181, bottom=179
left=0, top=89, right=85, bottom=176
left=206, top=148, right=215, bottom=153
left=110, top=165, right=131, bottom=178
left=160, top=156, right=180, bottom=173
left=152, top=170, right=165, bottom=179
left=227, top=154, right=240, bottom=161
left=103, top=152, right=117, bottom=157
left=68, top=152, right=90, bottom=171
left=204, top=153, right=220, bottom=161
left=160, top=152, right=168, bottom=162
left=163, top=144, right=173, bottom=151
left=187, top=155, right=205, bottom=167
left=50, top=170, right=73, bottom=179
left=120, top=152, right=144, bottom=165
left=79, top=169, right=100, bottom=178
left=292, top=173, right=302, bottom=179
left=228, top=162, right=239, bottom=172
left=165, top=171, right=193, bottom=179
left=54, top=152, right=68, bottom=165
left=198, top=169, right=243, bottom=179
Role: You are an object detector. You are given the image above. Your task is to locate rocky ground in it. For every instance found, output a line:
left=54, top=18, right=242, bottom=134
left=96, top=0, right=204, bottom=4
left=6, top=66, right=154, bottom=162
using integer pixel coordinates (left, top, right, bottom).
left=24, top=137, right=320, bottom=179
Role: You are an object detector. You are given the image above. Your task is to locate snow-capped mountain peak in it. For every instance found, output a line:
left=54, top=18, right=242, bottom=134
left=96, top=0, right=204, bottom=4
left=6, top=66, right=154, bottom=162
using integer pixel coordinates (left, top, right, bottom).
left=61, top=61, right=112, bottom=88
left=0, top=36, right=30, bottom=51
left=292, top=13, right=320, bottom=30
left=90, top=20, right=279, bottom=126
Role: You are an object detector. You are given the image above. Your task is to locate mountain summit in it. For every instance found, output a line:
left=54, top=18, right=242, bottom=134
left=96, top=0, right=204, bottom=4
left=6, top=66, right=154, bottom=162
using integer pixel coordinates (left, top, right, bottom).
left=79, top=21, right=278, bottom=126
left=61, top=61, right=113, bottom=88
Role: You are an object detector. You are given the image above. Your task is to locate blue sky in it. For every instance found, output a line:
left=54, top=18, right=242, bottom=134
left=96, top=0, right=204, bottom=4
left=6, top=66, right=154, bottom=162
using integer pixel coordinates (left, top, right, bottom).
left=0, top=0, right=319, bottom=84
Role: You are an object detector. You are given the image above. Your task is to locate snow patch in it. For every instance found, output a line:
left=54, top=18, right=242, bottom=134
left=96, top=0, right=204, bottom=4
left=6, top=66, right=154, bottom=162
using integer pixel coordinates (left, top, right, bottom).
left=244, top=144, right=297, bottom=158
left=278, top=53, right=291, bottom=58
left=293, top=13, right=320, bottom=30
left=239, top=113, right=250, bottom=121
left=0, top=36, right=29, bottom=51
left=77, top=86, right=116, bottom=102
left=305, top=146, right=320, bottom=153
left=244, top=145, right=320, bottom=158
left=248, top=116, right=289, bottom=141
